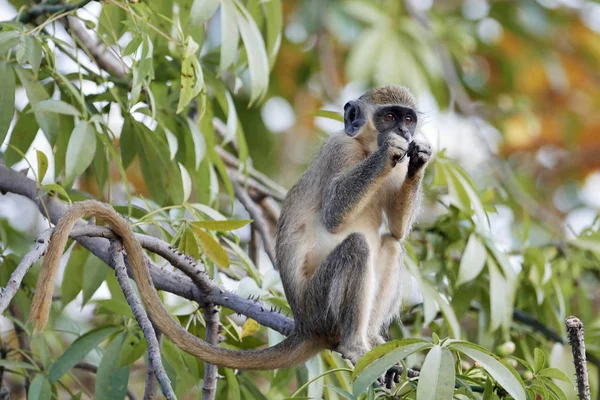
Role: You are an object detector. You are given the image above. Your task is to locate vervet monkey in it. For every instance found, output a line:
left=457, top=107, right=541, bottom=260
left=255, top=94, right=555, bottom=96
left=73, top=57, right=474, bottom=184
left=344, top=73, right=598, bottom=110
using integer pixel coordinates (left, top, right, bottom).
left=29, top=85, right=431, bottom=370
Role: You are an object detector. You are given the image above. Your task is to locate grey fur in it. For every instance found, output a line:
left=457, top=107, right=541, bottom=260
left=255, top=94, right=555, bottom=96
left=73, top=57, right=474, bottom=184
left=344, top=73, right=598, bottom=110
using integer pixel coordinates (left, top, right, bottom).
left=275, top=86, right=432, bottom=365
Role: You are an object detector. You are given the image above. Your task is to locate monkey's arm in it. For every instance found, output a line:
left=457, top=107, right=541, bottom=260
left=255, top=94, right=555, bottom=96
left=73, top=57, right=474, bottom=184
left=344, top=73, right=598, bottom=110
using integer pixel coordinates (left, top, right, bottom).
left=387, top=140, right=432, bottom=240
left=322, top=136, right=406, bottom=232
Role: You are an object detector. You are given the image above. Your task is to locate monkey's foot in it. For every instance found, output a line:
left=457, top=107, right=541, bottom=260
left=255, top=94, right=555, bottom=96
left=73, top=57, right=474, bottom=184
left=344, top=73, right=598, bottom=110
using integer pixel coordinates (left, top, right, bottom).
left=368, top=334, right=386, bottom=348
left=338, top=342, right=370, bottom=365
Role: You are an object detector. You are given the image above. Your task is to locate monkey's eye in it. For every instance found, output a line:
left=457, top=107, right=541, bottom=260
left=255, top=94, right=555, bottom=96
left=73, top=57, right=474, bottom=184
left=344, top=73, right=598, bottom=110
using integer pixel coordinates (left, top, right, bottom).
left=384, top=113, right=396, bottom=121
left=404, top=115, right=413, bottom=124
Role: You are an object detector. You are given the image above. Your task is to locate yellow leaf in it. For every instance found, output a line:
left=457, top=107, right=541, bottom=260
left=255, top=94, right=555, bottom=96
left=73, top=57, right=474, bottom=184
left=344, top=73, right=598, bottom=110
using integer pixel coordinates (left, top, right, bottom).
left=241, top=318, right=260, bottom=338
left=191, top=226, right=229, bottom=268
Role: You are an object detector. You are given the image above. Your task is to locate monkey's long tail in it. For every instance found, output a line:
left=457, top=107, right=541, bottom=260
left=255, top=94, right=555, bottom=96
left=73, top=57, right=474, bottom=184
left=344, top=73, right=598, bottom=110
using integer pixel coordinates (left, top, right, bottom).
left=29, top=200, right=321, bottom=370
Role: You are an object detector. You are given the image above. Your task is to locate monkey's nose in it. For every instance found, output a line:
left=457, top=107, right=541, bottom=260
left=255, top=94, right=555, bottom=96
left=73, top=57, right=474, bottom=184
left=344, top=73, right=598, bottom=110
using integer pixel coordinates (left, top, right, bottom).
left=398, top=130, right=411, bottom=142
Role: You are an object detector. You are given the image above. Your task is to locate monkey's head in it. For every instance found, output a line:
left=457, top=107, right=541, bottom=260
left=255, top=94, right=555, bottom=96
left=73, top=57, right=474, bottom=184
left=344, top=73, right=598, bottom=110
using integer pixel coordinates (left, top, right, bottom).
left=343, top=85, right=418, bottom=147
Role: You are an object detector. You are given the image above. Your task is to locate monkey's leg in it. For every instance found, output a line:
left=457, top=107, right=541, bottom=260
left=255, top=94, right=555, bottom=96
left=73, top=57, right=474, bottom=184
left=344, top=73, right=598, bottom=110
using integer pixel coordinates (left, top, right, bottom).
left=368, top=234, right=403, bottom=347
left=387, top=140, right=432, bottom=240
left=304, top=232, right=375, bottom=364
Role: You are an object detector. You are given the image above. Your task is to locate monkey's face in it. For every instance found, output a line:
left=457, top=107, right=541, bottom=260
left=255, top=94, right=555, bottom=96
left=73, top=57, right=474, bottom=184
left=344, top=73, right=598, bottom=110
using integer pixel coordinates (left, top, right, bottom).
left=343, top=100, right=417, bottom=147
left=372, top=105, right=417, bottom=145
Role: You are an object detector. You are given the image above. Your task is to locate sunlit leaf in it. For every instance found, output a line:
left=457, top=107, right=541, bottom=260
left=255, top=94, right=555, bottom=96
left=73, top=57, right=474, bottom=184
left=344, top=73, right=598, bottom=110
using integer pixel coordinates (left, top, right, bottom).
left=32, top=99, right=81, bottom=117
left=191, top=219, right=252, bottom=231
left=450, top=342, right=526, bottom=400
left=13, top=66, right=59, bottom=145
left=220, top=0, right=239, bottom=72
left=234, top=0, right=270, bottom=104
left=457, top=234, right=487, bottom=286
left=35, top=150, right=48, bottom=184
left=0, top=61, right=15, bottom=144
left=241, top=318, right=260, bottom=338
left=416, top=346, right=455, bottom=400
left=352, top=339, right=431, bottom=394
left=191, top=227, right=229, bottom=268
left=65, top=121, right=96, bottom=187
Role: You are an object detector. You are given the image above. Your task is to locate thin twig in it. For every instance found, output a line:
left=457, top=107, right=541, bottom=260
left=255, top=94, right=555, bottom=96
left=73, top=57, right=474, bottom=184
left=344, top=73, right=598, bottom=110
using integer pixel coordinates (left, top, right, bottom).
left=232, top=181, right=277, bottom=268
left=249, top=227, right=260, bottom=267
left=62, top=16, right=128, bottom=78
left=0, top=229, right=52, bottom=315
left=201, top=304, right=220, bottom=400
left=109, top=240, right=176, bottom=400
left=143, top=329, right=162, bottom=400
left=566, top=316, right=591, bottom=400
left=74, top=362, right=137, bottom=400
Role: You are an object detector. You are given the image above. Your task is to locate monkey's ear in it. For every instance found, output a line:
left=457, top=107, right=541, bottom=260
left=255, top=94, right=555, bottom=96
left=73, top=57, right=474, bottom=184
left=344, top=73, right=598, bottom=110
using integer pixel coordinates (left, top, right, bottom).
left=343, top=101, right=365, bottom=137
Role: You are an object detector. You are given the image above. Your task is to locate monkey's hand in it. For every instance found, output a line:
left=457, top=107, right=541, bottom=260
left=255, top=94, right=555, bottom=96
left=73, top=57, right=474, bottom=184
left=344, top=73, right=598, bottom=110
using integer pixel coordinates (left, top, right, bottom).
left=379, top=135, right=409, bottom=169
left=407, top=139, right=432, bottom=178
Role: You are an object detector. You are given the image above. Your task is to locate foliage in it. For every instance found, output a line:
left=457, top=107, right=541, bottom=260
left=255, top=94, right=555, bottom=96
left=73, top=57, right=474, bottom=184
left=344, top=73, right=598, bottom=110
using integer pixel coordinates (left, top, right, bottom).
left=0, top=0, right=599, bottom=399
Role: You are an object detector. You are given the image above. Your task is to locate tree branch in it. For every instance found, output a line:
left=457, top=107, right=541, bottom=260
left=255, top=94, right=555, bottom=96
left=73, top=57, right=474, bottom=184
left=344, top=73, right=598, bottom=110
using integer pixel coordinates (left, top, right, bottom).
left=232, top=181, right=277, bottom=268
left=0, top=229, right=51, bottom=315
left=143, top=329, right=162, bottom=400
left=201, top=304, right=219, bottom=400
left=109, top=240, right=175, bottom=400
left=17, top=0, right=96, bottom=24
left=566, top=316, right=591, bottom=400
left=0, top=164, right=295, bottom=337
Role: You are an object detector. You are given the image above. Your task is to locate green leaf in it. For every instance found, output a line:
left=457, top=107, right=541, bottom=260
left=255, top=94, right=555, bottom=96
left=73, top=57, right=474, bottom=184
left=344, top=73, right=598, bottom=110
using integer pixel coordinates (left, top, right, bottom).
left=0, top=61, right=15, bottom=144
left=82, top=253, right=109, bottom=306
left=533, top=348, right=546, bottom=373
left=220, top=0, right=240, bottom=72
left=457, top=234, right=486, bottom=286
left=450, top=342, right=526, bottom=400
left=118, top=331, right=147, bottom=367
left=134, top=121, right=184, bottom=205
left=189, top=0, right=220, bottom=27
left=225, top=368, right=241, bottom=400
left=192, top=227, right=229, bottom=267
left=13, top=65, right=59, bottom=145
left=178, top=227, right=200, bottom=259
left=191, top=219, right=252, bottom=231
left=41, top=184, right=70, bottom=202
left=0, top=31, right=20, bottom=55
left=65, top=121, right=97, bottom=187
left=35, top=150, right=48, bottom=184
left=32, top=99, right=81, bottom=116
left=263, top=0, right=282, bottom=68
left=122, top=36, right=143, bottom=57
left=416, top=346, right=455, bottom=400
left=119, top=116, right=137, bottom=169
left=96, top=333, right=130, bottom=400
left=312, top=110, right=344, bottom=122
left=53, top=114, right=74, bottom=179
left=187, top=117, right=206, bottom=170
left=487, top=257, right=508, bottom=332
left=60, top=244, right=86, bottom=306
left=234, top=0, right=270, bottom=104
left=5, top=107, right=38, bottom=167
left=0, top=360, right=38, bottom=370
left=95, top=299, right=134, bottom=319
left=538, top=368, right=572, bottom=383
left=352, top=339, right=431, bottom=394
left=49, top=326, right=117, bottom=382
left=28, top=374, right=51, bottom=400
left=24, top=36, right=42, bottom=75
left=176, top=37, right=204, bottom=114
